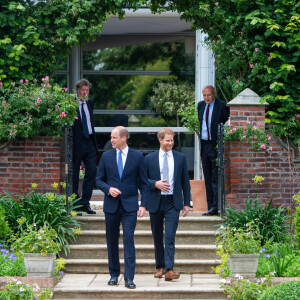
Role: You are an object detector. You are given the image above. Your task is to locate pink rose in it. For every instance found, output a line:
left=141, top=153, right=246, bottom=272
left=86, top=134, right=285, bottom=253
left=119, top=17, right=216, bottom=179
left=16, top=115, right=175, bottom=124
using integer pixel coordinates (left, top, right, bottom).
left=260, top=144, right=266, bottom=150
left=255, top=48, right=258, bottom=52
left=215, top=2, right=219, bottom=6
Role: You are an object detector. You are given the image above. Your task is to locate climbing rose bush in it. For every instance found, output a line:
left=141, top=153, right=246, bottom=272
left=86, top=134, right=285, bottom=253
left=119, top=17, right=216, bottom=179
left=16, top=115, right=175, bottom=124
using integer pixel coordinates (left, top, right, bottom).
left=0, top=77, right=78, bottom=143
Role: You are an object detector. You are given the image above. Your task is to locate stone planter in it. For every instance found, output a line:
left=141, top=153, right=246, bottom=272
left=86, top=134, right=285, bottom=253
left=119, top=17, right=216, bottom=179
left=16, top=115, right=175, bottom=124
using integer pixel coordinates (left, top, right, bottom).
left=229, top=253, right=259, bottom=278
left=24, top=253, right=55, bottom=278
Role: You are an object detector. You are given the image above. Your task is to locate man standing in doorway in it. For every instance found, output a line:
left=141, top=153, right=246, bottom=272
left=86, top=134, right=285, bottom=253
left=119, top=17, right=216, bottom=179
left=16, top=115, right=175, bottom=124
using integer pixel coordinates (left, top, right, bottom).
left=197, top=85, right=229, bottom=216
left=72, top=78, right=98, bottom=215
left=96, top=126, right=148, bottom=289
left=145, top=128, right=190, bottom=281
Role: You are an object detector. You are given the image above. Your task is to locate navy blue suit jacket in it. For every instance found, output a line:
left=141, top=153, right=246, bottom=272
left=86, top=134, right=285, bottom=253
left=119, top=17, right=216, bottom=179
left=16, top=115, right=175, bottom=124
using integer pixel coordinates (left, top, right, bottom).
left=72, top=99, right=98, bottom=154
left=197, top=98, right=229, bottom=142
left=144, top=150, right=191, bottom=213
left=96, top=147, right=148, bottom=213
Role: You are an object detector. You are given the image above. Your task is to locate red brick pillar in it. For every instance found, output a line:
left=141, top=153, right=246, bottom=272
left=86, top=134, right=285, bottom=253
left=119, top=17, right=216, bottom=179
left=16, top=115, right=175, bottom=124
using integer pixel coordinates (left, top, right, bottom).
left=0, top=136, right=65, bottom=195
left=224, top=88, right=268, bottom=209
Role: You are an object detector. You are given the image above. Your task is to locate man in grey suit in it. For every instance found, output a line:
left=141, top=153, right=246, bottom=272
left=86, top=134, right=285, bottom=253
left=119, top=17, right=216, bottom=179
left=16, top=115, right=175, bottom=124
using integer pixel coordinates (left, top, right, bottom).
left=145, top=128, right=190, bottom=281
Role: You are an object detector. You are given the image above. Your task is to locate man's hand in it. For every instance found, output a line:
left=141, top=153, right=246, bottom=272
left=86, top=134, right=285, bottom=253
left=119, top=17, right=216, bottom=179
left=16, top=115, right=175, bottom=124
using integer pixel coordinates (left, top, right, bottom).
left=155, top=179, right=171, bottom=192
left=109, top=187, right=121, bottom=198
left=138, top=206, right=146, bottom=218
left=182, top=205, right=189, bottom=217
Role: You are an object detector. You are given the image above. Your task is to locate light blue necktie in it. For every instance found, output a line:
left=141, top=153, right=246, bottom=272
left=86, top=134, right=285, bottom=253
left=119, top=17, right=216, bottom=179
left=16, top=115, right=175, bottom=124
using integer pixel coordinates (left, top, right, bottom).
left=163, top=152, right=169, bottom=184
left=118, top=150, right=123, bottom=178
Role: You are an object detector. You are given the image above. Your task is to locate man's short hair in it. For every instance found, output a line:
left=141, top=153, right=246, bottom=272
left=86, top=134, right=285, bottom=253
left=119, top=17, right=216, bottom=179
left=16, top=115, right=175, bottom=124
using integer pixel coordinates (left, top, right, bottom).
left=76, top=78, right=91, bottom=89
left=157, top=128, right=175, bottom=140
left=115, top=126, right=128, bottom=139
left=202, top=85, right=216, bottom=93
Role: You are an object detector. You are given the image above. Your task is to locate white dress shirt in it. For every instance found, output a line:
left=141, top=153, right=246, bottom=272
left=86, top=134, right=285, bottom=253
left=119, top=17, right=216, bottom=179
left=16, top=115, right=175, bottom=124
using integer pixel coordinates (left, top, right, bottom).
left=159, top=148, right=174, bottom=195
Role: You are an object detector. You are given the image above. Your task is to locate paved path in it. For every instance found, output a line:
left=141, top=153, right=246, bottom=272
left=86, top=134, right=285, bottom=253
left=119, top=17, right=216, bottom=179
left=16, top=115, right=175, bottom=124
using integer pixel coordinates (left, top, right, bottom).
left=54, top=273, right=225, bottom=299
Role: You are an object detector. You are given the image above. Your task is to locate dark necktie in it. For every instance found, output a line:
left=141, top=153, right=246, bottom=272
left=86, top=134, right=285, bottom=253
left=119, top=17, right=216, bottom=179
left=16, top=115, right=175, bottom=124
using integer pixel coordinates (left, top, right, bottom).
left=118, top=150, right=123, bottom=178
left=206, top=104, right=210, bottom=140
left=81, top=103, right=89, bottom=138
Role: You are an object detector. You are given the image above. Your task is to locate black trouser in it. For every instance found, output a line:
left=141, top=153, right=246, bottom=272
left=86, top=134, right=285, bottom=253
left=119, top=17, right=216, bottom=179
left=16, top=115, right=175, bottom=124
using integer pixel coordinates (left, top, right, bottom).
left=72, top=135, right=97, bottom=206
left=201, top=140, right=218, bottom=211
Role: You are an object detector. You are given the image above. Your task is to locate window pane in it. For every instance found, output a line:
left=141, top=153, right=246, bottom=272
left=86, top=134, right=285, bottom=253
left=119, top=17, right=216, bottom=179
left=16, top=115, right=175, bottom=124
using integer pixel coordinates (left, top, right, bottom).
left=83, top=42, right=189, bottom=71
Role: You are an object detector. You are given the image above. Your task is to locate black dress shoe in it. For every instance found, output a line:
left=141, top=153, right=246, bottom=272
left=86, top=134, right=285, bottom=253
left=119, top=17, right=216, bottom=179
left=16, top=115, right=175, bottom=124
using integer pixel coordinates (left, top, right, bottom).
left=83, top=205, right=96, bottom=214
left=125, top=279, right=136, bottom=289
left=108, top=276, right=118, bottom=285
left=202, top=208, right=218, bottom=216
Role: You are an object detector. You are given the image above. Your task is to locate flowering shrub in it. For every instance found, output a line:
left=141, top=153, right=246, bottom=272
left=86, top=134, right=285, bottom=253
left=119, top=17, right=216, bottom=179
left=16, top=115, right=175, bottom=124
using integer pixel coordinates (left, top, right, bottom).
left=0, top=279, right=52, bottom=300
left=224, top=123, right=272, bottom=152
left=79, top=166, right=85, bottom=179
left=0, top=244, right=26, bottom=276
left=217, top=221, right=262, bottom=255
left=220, top=276, right=271, bottom=300
left=0, top=77, right=78, bottom=144
left=0, top=183, right=81, bottom=255
left=11, top=224, right=61, bottom=256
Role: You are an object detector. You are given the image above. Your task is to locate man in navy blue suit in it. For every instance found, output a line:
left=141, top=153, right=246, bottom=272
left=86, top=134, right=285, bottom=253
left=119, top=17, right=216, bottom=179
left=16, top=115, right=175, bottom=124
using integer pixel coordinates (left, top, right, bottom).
left=145, top=128, right=190, bottom=281
left=96, top=126, right=148, bottom=289
left=197, top=85, right=229, bottom=216
left=72, top=78, right=98, bottom=215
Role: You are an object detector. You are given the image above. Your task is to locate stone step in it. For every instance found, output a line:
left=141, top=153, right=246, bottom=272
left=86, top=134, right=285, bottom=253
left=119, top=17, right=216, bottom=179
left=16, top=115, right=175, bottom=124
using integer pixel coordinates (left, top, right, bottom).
left=63, top=258, right=220, bottom=274
left=53, top=274, right=226, bottom=299
left=75, top=215, right=222, bottom=232
left=74, top=230, right=217, bottom=245
left=62, top=244, right=219, bottom=260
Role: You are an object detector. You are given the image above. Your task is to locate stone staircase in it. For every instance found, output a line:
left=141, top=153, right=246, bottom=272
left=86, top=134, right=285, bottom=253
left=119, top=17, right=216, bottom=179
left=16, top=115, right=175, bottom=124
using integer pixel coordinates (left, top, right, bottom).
left=54, top=210, right=225, bottom=299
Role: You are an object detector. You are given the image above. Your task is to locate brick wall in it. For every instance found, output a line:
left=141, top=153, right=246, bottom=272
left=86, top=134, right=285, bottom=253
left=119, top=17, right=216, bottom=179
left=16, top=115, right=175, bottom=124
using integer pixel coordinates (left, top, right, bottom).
left=0, top=136, right=65, bottom=195
left=224, top=89, right=300, bottom=210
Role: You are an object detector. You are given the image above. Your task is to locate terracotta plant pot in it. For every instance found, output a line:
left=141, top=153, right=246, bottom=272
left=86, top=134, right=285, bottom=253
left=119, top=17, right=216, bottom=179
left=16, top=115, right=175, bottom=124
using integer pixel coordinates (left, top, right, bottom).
left=190, top=180, right=207, bottom=212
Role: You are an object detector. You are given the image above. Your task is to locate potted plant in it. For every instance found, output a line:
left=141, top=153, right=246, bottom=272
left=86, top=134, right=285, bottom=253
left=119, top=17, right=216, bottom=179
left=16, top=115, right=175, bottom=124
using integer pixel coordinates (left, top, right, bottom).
left=216, top=221, right=262, bottom=277
left=11, top=224, right=61, bottom=277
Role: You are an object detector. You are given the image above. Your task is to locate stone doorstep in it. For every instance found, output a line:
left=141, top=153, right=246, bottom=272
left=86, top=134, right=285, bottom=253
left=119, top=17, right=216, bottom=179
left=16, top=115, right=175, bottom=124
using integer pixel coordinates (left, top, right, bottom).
left=225, top=277, right=300, bottom=285
left=0, top=276, right=55, bottom=289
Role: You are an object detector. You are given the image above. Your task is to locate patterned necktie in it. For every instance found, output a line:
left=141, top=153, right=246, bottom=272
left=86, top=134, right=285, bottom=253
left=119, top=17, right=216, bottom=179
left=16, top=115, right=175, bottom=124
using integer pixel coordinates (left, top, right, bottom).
left=163, top=152, right=169, bottom=184
left=81, top=103, right=89, bottom=138
left=206, top=104, right=210, bottom=140
left=118, top=150, right=123, bottom=178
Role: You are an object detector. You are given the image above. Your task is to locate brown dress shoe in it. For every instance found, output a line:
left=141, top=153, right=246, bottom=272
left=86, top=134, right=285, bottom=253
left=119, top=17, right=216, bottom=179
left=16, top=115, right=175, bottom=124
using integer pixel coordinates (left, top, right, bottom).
left=165, top=270, right=180, bottom=281
left=154, top=268, right=165, bottom=278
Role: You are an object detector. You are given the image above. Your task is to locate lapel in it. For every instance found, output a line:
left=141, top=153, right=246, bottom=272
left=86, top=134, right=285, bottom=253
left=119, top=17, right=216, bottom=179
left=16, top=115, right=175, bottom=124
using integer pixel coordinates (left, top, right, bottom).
left=211, top=98, right=218, bottom=127
left=198, top=101, right=205, bottom=123
left=172, top=150, right=178, bottom=182
left=111, top=149, right=119, bottom=177
left=121, top=147, right=132, bottom=179
left=154, top=151, right=160, bottom=178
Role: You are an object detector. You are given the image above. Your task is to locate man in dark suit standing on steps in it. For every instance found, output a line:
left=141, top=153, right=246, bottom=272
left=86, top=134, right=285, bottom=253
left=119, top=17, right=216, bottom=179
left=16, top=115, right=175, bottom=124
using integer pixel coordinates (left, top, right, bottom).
left=197, top=85, right=229, bottom=216
left=72, top=78, right=98, bottom=215
left=145, top=128, right=190, bottom=281
left=95, top=126, right=148, bottom=289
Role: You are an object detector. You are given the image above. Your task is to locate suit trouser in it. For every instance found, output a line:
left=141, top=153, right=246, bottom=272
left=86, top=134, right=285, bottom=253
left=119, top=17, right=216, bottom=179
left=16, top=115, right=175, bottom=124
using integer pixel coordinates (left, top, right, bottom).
left=105, top=201, right=137, bottom=280
left=150, top=195, right=180, bottom=271
left=72, top=135, right=97, bottom=206
left=201, top=140, right=218, bottom=210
